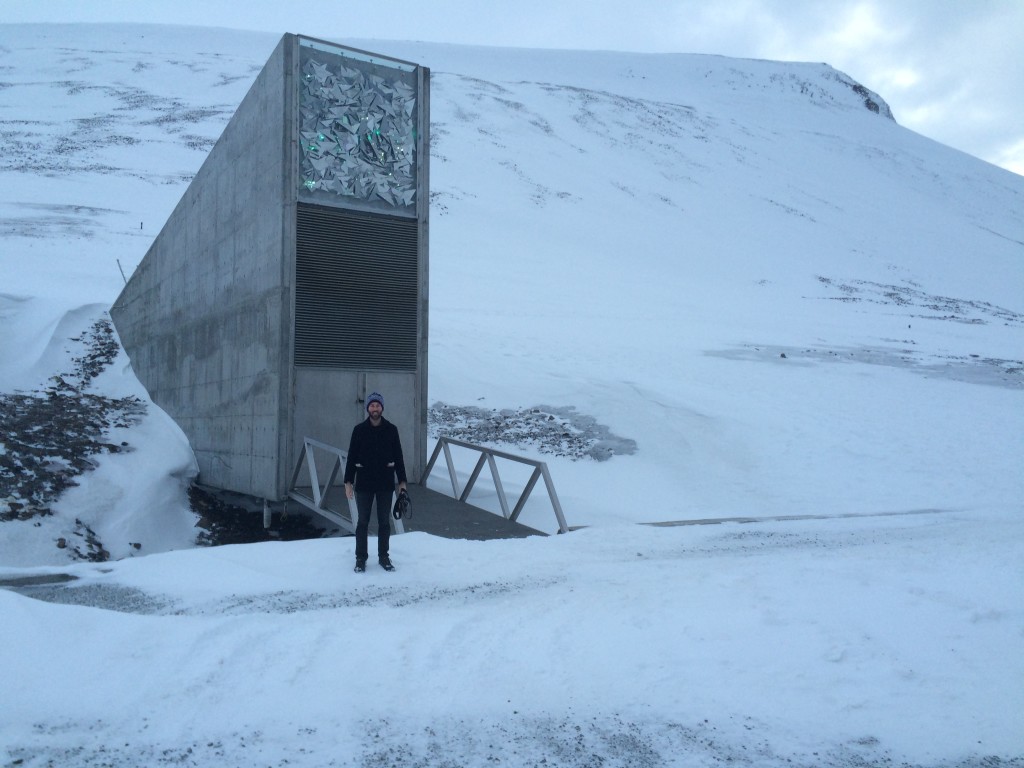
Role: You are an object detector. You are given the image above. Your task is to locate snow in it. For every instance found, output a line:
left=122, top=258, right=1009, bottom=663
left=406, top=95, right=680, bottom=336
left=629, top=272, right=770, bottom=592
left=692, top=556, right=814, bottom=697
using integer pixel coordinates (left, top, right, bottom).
left=2, top=516, right=1022, bottom=766
left=1, top=23, right=1022, bottom=767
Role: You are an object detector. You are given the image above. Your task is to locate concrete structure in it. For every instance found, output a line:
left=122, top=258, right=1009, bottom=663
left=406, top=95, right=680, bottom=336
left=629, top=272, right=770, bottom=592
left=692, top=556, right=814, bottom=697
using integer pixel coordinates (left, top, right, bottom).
left=111, top=34, right=430, bottom=501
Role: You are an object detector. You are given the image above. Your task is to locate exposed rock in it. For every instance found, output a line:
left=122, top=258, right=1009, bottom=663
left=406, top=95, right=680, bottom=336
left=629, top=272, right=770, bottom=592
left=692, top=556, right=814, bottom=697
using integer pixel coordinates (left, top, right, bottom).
left=0, top=317, right=145, bottom=534
left=429, top=403, right=637, bottom=461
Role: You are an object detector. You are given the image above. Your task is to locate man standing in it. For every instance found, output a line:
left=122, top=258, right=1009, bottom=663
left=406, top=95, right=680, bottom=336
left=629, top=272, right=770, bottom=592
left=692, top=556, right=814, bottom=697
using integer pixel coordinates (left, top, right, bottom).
left=344, top=392, right=407, bottom=573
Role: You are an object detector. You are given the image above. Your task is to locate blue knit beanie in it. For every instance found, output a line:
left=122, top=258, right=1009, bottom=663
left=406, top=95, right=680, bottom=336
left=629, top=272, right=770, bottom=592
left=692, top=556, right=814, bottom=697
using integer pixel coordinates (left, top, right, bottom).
left=366, top=392, right=384, bottom=411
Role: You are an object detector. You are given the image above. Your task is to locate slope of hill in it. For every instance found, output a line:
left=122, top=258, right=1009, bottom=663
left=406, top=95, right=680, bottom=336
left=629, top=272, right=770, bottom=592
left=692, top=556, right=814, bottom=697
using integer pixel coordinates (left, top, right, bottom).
left=2, top=23, right=1020, bottom=557
left=1, top=23, right=1022, bottom=768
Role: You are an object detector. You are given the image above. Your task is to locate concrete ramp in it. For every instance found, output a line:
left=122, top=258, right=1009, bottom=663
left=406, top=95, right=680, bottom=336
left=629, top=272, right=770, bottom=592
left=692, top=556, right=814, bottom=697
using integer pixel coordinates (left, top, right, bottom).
left=290, top=483, right=546, bottom=541
left=401, top=485, right=546, bottom=540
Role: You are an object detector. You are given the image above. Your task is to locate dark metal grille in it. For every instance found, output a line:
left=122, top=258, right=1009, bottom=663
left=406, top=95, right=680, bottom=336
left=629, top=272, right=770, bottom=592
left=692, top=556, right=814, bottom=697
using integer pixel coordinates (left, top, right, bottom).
left=295, top=204, right=418, bottom=369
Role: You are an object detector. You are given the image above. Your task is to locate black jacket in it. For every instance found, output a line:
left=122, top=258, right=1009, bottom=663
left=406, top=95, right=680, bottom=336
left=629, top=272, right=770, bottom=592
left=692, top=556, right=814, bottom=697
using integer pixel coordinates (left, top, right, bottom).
left=343, top=417, right=407, bottom=492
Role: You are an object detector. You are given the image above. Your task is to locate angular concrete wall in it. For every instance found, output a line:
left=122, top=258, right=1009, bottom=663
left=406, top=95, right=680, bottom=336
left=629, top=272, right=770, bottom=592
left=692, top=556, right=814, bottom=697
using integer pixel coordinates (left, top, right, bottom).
left=112, top=34, right=429, bottom=502
left=112, top=36, right=296, bottom=500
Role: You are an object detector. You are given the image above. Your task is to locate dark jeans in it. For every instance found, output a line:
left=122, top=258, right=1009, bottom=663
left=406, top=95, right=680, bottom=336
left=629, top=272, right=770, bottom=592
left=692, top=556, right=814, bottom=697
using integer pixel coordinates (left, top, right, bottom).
left=354, top=488, right=393, bottom=562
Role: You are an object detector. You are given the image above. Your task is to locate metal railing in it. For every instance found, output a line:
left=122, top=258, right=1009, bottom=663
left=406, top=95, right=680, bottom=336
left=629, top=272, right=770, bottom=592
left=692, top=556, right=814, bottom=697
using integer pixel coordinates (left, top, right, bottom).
left=287, top=437, right=405, bottom=534
left=423, top=437, right=569, bottom=534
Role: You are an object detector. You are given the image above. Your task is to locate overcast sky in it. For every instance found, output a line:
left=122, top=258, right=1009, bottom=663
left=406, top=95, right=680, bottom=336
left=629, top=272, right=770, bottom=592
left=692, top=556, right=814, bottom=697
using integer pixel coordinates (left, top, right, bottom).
left=5, top=0, right=1023, bottom=176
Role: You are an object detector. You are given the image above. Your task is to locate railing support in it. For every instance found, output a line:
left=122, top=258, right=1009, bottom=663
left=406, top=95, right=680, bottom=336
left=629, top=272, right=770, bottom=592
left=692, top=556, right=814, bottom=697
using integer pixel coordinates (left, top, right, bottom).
left=288, top=437, right=404, bottom=535
left=423, top=437, right=569, bottom=534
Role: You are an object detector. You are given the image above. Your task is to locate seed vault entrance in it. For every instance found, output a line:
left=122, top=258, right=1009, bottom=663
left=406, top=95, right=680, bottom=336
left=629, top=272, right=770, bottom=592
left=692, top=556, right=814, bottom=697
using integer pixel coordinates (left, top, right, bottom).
left=291, top=204, right=421, bottom=475
left=111, top=34, right=429, bottom=502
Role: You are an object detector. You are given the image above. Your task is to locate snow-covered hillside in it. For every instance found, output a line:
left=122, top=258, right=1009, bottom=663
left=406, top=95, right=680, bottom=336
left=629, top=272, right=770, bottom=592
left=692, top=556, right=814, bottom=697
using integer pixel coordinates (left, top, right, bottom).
left=0, top=23, right=1021, bottom=768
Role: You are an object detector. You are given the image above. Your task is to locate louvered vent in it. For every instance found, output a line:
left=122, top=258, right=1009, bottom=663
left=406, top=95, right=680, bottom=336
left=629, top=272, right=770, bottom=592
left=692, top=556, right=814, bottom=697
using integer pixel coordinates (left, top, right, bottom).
left=295, top=204, right=418, bottom=370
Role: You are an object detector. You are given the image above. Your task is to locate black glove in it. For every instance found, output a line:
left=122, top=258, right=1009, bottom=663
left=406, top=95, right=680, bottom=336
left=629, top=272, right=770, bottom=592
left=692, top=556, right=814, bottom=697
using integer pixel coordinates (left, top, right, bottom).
left=393, top=488, right=411, bottom=520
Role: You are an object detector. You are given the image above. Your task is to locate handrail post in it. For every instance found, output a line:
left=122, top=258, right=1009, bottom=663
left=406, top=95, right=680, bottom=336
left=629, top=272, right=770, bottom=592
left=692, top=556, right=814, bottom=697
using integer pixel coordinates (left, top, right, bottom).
left=442, top=440, right=460, bottom=497
left=540, top=464, right=569, bottom=534
left=510, top=466, right=543, bottom=523
left=423, top=438, right=445, bottom=480
left=487, top=453, right=511, bottom=519
left=321, top=455, right=342, bottom=511
left=307, top=440, right=323, bottom=507
left=460, top=452, right=489, bottom=503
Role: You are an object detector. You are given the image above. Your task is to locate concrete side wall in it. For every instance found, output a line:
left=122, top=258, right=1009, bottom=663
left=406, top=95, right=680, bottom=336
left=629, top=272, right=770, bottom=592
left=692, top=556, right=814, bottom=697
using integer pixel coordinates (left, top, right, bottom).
left=112, top=35, right=296, bottom=500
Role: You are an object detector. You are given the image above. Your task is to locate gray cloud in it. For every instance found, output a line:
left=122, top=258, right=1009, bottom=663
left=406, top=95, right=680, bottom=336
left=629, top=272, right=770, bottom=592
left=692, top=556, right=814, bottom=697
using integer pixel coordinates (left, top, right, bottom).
left=653, top=0, right=1024, bottom=174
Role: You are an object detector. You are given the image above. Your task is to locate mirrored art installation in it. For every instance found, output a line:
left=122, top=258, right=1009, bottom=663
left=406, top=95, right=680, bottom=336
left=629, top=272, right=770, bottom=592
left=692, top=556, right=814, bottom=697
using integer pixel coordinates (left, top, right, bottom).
left=298, top=43, right=417, bottom=210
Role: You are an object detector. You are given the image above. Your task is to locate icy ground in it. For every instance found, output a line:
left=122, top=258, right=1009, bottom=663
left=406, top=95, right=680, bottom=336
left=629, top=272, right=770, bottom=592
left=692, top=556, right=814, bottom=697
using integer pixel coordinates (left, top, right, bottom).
left=3, top=510, right=1022, bottom=768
